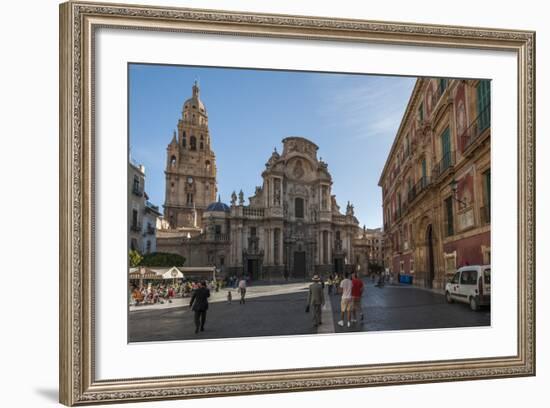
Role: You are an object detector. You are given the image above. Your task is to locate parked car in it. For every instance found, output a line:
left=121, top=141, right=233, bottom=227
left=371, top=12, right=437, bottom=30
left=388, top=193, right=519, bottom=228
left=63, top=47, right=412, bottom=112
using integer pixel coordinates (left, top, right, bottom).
left=445, top=265, right=491, bottom=311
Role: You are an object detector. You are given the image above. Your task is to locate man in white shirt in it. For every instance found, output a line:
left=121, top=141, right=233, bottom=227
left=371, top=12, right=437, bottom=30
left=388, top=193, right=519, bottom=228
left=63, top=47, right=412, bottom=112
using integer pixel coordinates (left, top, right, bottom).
left=238, top=277, right=247, bottom=304
left=338, top=272, right=353, bottom=328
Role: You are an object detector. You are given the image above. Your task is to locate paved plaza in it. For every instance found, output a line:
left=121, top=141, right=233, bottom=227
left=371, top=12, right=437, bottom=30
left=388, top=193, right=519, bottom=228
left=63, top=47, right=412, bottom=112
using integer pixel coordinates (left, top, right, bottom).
left=128, top=280, right=490, bottom=343
left=129, top=281, right=491, bottom=342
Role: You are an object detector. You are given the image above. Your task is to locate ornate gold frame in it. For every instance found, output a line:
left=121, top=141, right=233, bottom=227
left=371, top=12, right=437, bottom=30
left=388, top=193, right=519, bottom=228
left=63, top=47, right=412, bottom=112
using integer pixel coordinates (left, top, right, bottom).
left=59, top=1, right=535, bottom=405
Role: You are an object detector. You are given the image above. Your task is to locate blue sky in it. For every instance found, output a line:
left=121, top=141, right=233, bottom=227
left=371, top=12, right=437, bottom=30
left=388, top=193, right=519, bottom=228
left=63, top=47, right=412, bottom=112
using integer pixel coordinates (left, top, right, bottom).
left=129, top=64, right=416, bottom=228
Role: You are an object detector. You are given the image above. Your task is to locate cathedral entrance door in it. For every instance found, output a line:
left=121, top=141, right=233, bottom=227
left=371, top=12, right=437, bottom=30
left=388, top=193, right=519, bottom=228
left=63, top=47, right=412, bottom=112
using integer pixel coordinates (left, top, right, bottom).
left=293, top=252, right=306, bottom=279
left=334, top=257, right=344, bottom=275
left=247, top=259, right=259, bottom=280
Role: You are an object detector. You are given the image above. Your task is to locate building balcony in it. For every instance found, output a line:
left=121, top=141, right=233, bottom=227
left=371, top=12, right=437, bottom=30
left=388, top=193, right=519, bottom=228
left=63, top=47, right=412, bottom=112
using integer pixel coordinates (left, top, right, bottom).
left=432, top=150, right=456, bottom=181
left=130, top=222, right=142, bottom=233
left=408, top=176, right=431, bottom=203
left=429, top=80, right=448, bottom=113
left=242, top=207, right=265, bottom=218
left=132, top=186, right=143, bottom=197
left=460, top=104, right=491, bottom=155
left=146, top=224, right=156, bottom=235
left=214, top=233, right=230, bottom=241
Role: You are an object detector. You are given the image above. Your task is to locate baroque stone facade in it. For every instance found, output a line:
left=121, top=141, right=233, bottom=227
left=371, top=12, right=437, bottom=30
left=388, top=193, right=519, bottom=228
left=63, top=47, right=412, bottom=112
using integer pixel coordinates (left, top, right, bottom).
left=157, top=83, right=375, bottom=280
left=379, top=78, right=491, bottom=289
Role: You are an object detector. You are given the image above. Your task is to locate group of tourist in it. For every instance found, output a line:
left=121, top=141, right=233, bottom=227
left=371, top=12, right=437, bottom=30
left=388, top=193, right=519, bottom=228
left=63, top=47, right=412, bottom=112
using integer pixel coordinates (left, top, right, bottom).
left=306, top=271, right=365, bottom=329
left=130, top=279, right=222, bottom=306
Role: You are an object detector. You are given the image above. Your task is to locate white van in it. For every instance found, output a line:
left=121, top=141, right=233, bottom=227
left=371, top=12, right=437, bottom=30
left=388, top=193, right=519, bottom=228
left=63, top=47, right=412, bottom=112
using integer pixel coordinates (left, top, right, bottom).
left=445, top=265, right=491, bottom=311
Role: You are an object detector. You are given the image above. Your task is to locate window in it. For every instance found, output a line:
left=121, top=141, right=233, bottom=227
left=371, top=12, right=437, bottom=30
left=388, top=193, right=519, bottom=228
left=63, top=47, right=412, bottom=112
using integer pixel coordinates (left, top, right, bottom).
left=421, top=158, right=427, bottom=186
left=215, top=225, right=221, bottom=236
left=250, top=227, right=257, bottom=237
left=182, top=131, right=186, bottom=148
left=190, top=136, right=196, bottom=150
left=460, top=270, right=478, bottom=285
left=200, top=135, right=204, bottom=150
left=441, top=127, right=452, bottom=171
left=418, top=102, right=424, bottom=122
left=146, top=240, right=151, bottom=254
left=439, top=78, right=447, bottom=93
left=477, top=80, right=491, bottom=131
left=132, top=176, right=140, bottom=194
left=482, top=169, right=491, bottom=224
left=445, top=196, right=454, bottom=236
left=170, top=156, right=176, bottom=167
left=451, top=272, right=460, bottom=284
left=186, top=193, right=194, bottom=205
left=484, top=268, right=491, bottom=284
left=205, top=160, right=211, bottom=171
left=132, top=209, right=138, bottom=229
left=295, top=197, right=304, bottom=218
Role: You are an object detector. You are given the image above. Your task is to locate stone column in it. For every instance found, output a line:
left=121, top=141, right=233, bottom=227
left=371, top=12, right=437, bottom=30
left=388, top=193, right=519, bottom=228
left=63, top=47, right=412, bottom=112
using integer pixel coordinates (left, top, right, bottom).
left=328, top=231, right=332, bottom=264
left=279, top=228, right=284, bottom=267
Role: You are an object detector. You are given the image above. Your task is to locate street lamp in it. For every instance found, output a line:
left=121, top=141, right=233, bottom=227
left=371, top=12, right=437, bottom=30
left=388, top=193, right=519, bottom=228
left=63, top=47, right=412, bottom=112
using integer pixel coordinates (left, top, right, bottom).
left=450, top=178, right=468, bottom=209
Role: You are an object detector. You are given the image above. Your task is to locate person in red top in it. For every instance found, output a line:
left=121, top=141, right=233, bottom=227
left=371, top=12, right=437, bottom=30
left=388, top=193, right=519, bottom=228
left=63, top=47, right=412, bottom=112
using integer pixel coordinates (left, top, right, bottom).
left=351, top=271, right=364, bottom=323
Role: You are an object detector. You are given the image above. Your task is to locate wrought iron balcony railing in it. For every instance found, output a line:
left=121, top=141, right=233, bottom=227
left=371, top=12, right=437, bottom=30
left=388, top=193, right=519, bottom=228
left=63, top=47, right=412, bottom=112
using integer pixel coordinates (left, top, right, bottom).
left=130, top=222, right=142, bottom=233
left=432, top=150, right=456, bottom=181
left=460, top=104, right=491, bottom=153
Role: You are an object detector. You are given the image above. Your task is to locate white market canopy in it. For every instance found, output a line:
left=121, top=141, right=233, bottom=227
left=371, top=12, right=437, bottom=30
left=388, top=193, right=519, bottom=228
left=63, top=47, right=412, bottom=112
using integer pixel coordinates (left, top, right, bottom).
left=129, top=266, right=216, bottom=280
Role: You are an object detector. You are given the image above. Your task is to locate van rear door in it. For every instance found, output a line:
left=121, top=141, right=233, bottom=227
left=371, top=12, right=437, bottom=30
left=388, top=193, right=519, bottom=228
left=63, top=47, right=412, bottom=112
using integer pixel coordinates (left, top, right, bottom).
left=483, top=268, right=491, bottom=295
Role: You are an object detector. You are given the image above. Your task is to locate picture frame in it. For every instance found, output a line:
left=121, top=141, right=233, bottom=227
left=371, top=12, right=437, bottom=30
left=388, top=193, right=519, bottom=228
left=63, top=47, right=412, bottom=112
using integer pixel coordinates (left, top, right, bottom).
left=59, top=1, right=535, bottom=405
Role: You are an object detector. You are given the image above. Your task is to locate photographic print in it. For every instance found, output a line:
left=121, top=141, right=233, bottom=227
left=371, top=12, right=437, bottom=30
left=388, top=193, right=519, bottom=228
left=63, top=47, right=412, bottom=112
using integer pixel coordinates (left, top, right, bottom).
left=60, top=3, right=535, bottom=404
left=127, top=65, right=491, bottom=343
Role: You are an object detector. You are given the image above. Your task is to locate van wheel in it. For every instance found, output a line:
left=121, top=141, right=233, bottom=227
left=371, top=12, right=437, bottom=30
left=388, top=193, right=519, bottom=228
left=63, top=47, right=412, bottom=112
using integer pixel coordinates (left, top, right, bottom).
left=470, top=296, right=479, bottom=311
left=445, top=291, right=453, bottom=303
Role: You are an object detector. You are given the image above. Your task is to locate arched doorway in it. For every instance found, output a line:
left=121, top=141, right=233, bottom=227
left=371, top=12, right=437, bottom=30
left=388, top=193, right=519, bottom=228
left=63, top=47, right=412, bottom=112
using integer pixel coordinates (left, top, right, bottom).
left=426, top=224, right=435, bottom=288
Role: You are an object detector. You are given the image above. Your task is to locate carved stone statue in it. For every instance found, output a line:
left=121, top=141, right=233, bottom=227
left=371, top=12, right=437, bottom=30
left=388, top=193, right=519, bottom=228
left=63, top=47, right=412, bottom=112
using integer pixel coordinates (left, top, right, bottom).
left=238, top=189, right=244, bottom=205
left=230, top=191, right=237, bottom=206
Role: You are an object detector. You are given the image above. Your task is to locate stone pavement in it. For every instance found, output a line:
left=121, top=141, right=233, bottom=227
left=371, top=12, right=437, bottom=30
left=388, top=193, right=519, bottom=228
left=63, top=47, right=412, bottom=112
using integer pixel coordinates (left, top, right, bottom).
left=128, top=279, right=490, bottom=343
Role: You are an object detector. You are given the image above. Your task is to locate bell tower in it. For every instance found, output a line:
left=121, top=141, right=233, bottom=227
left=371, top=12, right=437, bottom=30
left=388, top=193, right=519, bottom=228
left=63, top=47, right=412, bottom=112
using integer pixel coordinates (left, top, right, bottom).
left=163, top=81, right=217, bottom=229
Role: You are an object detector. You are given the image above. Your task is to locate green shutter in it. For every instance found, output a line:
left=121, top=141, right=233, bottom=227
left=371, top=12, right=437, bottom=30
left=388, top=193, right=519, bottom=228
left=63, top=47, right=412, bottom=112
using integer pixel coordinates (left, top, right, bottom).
left=477, top=80, right=491, bottom=131
left=441, top=127, right=451, bottom=170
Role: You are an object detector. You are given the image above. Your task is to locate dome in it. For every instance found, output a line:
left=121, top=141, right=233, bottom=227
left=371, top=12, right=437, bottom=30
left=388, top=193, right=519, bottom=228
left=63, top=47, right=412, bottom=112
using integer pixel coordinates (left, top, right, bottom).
left=205, top=201, right=230, bottom=213
left=183, top=81, right=207, bottom=113
left=184, top=97, right=206, bottom=113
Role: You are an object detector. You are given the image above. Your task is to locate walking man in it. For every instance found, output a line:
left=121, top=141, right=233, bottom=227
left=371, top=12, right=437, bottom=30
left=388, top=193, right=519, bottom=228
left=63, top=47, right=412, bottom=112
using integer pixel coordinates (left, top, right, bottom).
left=338, top=272, right=353, bottom=328
left=351, top=271, right=364, bottom=323
left=307, top=275, right=325, bottom=327
left=189, top=280, right=210, bottom=334
left=238, top=276, right=247, bottom=304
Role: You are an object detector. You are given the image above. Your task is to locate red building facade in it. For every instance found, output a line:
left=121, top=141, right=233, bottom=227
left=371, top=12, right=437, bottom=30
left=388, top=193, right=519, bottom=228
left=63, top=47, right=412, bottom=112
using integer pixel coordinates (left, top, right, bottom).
left=379, top=78, right=491, bottom=289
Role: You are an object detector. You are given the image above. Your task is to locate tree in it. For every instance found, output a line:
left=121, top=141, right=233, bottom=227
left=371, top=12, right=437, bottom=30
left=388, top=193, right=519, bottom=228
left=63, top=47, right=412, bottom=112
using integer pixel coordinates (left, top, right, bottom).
left=140, top=252, right=186, bottom=267
left=129, top=249, right=143, bottom=267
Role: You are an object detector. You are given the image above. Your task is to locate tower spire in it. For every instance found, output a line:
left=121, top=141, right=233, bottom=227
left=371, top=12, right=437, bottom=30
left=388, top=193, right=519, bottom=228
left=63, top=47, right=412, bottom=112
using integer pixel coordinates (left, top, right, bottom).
left=192, top=79, right=200, bottom=98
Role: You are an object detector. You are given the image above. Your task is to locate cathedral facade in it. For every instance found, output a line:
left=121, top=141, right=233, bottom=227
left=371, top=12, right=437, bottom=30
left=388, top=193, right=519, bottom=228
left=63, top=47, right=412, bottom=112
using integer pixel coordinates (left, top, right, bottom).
left=157, top=83, right=371, bottom=280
